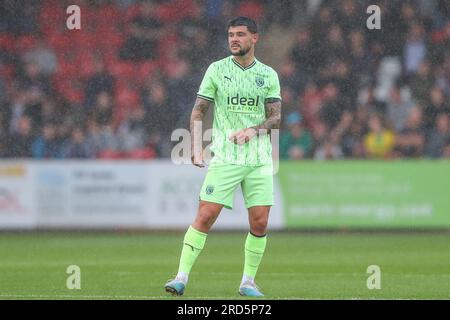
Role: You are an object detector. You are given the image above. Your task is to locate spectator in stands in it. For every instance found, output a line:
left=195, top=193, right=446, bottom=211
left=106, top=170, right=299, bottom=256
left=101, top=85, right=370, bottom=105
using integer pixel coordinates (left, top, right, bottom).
left=337, top=0, right=361, bottom=34
left=393, top=106, right=425, bottom=158
left=92, top=91, right=113, bottom=127
left=0, top=0, right=449, bottom=160
left=22, top=36, right=57, bottom=77
left=61, top=127, right=94, bottom=159
left=7, top=89, right=28, bottom=135
left=314, top=134, right=344, bottom=160
left=31, top=121, right=62, bottom=158
left=386, top=84, right=416, bottom=133
left=348, top=29, right=372, bottom=89
left=0, top=134, right=7, bottom=157
left=357, top=84, right=387, bottom=115
left=8, top=115, right=34, bottom=158
left=119, top=0, right=163, bottom=61
left=436, top=56, right=450, bottom=96
left=0, top=76, right=6, bottom=103
left=309, top=5, right=333, bottom=72
left=364, top=113, right=395, bottom=159
left=84, top=56, right=114, bottom=109
left=403, top=22, right=427, bottom=76
left=18, top=61, right=52, bottom=96
left=425, top=113, right=450, bottom=158
left=279, top=59, right=302, bottom=94
left=0, top=111, right=9, bottom=157
left=290, top=28, right=314, bottom=88
left=322, top=24, right=347, bottom=65
left=319, top=82, right=345, bottom=129
left=166, top=57, right=200, bottom=130
left=141, top=79, right=174, bottom=157
left=280, top=112, right=313, bottom=160
left=443, top=143, right=450, bottom=158
left=408, top=60, right=434, bottom=106
left=117, top=106, right=149, bottom=154
left=142, top=79, right=171, bottom=134
left=341, top=119, right=366, bottom=158
left=279, top=86, right=296, bottom=118
left=85, top=116, right=119, bottom=158
left=178, top=19, right=213, bottom=71
left=423, top=86, right=449, bottom=130
left=299, top=80, right=322, bottom=129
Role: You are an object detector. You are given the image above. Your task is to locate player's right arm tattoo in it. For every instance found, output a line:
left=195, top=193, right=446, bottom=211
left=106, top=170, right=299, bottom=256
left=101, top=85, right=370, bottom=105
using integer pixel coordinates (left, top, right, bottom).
left=190, top=97, right=212, bottom=154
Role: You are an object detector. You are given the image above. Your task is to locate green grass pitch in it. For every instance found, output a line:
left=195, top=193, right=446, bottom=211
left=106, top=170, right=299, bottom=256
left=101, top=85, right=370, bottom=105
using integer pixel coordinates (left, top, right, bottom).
left=0, top=231, right=449, bottom=299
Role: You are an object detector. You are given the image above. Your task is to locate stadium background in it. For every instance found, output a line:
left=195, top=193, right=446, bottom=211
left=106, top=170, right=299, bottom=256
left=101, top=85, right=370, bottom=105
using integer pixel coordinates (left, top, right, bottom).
left=0, top=0, right=449, bottom=299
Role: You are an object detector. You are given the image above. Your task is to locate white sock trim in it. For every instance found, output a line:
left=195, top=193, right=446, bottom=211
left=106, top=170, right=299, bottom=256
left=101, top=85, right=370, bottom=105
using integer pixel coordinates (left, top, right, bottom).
left=241, top=275, right=254, bottom=285
left=176, top=272, right=189, bottom=284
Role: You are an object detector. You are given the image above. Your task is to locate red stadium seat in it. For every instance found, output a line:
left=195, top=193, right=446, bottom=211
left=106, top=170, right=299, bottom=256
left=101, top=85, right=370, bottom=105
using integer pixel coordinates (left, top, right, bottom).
left=235, top=1, right=265, bottom=21
left=73, top=31, right=98, bottom=51
left=56, top=57, right=78, bottom=78
left=135, top=61, right=158, bottom=84
left=124, top=3, right=142, bottom=22
left=0, top=64, right=15, bottom=81
left=97, top=150, right=124, bottom=159
left=115, top=84, right=140, bottom=110
left=47, top=32, right=73, bottom=53
left=75, top=51, right=96, bottom=78
left=108, top=61, right=136, bottom=80
left=39, top=1, right=64, bottom=35
left=157, top=0, right=200, bottom=23
left=125, top=148, right=156, bottom=159
left=14, top=35, right=37, bottom=53
left=96, top=26, right=125, bottom=51
left=53, top=75, right=85, bottom=104
left=96, top=4, right=123, bottom=28
left=0, top=34, right=14, bottom=52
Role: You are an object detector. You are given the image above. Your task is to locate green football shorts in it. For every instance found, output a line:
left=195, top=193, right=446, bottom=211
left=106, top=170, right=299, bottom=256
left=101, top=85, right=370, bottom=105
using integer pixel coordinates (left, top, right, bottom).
left=199, top=162, right=274, bottom=209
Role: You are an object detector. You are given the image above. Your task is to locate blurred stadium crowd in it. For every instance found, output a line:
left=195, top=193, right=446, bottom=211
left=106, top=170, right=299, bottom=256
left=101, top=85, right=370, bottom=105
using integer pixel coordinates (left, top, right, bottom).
left=0, top=0, right=449, bottom=160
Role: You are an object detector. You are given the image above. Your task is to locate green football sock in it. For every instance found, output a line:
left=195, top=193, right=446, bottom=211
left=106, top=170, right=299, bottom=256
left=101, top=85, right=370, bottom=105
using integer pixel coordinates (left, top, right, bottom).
left=178, top=226, right=208, bottom=276
left=243, top=232, right=267, bottom=280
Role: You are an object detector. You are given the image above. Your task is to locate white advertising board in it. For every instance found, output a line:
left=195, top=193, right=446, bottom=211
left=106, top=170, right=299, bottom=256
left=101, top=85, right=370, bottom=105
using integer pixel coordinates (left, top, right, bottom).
left=0, top=160, right=284, bottom=230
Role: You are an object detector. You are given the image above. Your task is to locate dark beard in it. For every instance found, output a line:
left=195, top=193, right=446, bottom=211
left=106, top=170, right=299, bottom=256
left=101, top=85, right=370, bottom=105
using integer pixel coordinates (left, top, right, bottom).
left=230, top=46, right=250, bottom=56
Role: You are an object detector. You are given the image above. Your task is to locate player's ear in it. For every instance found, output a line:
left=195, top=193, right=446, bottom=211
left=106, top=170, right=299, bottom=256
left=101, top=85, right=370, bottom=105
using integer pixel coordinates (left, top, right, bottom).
left=252, top=33, right=258, bottom=44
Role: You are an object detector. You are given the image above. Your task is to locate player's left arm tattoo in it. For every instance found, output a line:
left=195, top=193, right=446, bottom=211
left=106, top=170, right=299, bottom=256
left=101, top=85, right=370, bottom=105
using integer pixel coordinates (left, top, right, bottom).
left=251, top=98, right=282, bottom=134
left=229, top=98, right=281, bottom=144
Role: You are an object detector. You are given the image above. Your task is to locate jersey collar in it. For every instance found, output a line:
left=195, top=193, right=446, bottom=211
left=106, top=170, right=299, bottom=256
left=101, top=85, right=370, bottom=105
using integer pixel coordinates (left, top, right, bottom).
left=231, top=56, right=257, bottom=71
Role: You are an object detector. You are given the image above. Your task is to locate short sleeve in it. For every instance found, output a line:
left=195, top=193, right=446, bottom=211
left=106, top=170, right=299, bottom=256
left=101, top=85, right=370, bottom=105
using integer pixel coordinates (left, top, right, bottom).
left=266, top=69, right=282, bottom=101
left=197, top=63, right=216, bottom=102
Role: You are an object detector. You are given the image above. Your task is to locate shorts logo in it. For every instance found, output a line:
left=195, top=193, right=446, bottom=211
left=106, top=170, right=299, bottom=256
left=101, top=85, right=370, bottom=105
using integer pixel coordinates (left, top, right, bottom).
left=205, top=185, right=214, bottom=195
left=255, top=76, right=264, bottom=87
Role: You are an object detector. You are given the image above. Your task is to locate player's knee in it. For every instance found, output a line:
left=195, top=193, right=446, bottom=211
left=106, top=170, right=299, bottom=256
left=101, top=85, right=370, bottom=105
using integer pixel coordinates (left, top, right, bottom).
left=193, top=205, right=220, bottom=231
left=250, top=216, right=268, bottom=235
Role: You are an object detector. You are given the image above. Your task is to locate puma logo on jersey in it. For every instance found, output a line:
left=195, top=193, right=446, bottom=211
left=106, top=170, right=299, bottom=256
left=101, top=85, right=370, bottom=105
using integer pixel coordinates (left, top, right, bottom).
left=224, top=76, right=232, bottom=81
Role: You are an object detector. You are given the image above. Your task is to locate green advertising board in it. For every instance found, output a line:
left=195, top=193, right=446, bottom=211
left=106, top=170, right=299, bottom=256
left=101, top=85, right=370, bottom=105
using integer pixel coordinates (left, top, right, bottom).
left=277, top=161, right=450, bottom=228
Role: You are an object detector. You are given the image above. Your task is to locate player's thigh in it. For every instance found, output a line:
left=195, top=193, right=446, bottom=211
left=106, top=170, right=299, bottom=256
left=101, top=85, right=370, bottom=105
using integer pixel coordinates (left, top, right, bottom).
left=199, top=163, right=246, bottom=209
left=241, top=164, right=274, bottom=208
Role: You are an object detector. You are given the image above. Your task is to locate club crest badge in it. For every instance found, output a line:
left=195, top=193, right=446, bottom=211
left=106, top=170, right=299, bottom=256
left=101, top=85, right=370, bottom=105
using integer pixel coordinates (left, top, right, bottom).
left=206, top=185, right=214, bottom=195
left=255, top=76, right=264, bottom=87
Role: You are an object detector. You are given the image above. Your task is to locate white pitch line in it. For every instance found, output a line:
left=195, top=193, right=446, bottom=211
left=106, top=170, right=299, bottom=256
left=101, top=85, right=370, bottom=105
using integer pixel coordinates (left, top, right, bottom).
left=0, top=294, right=169, bottom=299
left=0, top=294, right=311, bottom=300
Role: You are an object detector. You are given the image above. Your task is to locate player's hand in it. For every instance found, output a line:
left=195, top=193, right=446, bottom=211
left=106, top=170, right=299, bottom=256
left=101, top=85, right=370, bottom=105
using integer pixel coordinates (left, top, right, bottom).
left=228, top=128, right=257, bottom=145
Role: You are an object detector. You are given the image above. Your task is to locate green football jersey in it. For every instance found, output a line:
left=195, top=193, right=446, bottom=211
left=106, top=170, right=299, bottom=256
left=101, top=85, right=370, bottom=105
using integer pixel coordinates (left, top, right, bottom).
left=197, top=56, right=281, bottom=166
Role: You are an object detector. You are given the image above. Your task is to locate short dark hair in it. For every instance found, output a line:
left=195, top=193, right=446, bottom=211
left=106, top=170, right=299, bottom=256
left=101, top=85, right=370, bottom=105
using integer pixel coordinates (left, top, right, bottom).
left=227, top=17, right=258, bottom=34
